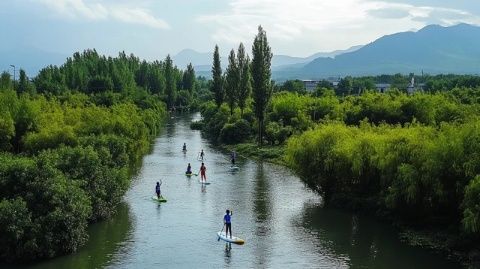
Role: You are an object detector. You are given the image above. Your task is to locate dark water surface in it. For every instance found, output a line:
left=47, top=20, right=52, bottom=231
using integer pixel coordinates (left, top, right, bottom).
left=4, top=114, right=464, bottom=269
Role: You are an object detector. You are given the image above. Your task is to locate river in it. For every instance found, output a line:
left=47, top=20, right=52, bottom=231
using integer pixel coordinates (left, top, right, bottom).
left=5, top=113, right=464, bottom=269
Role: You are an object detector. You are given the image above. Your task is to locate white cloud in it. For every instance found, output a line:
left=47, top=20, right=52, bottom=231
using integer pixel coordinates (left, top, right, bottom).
left=197, top=0, right=480, bottom=56
left=37, top=0, right=169, bottom=29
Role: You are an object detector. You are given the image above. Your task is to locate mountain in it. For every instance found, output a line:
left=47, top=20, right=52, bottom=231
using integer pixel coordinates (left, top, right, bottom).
left=172, top=49, right=221, bottom=70
left=275, top=24, right=480, bottom=80
left=175, top=46, right=363, bottom=78
left=272, top=45, right=362, bottom=67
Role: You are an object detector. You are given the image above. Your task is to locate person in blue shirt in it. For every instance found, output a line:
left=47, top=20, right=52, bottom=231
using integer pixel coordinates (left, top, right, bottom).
left=155, top=181, right=161, bottom=199
left=186, top=163, right=192, bottom=175
left=224, top=209, right=233, bottom=239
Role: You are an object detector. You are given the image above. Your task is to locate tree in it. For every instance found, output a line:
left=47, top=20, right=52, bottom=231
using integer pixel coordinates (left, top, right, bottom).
left=211, top=45, right=224, bottom=107
left=282, top=80, right=306, bottom=93
left=0, top=71, right=11, bottom=90
left=18, top=69, right=34, bottom=94
left=251, top=26, right=273, bottom=145
left=182, top=63, right=196, bottom=94
left=165, top=55, right=176, bottom=109
left=224, top=49, right=239, bottom=115
left=337, top=76, right=353, bottom=96
left=237, top=43, right=251, bottom=117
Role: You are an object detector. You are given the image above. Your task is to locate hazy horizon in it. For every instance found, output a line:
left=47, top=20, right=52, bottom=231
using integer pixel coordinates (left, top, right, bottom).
left=1, top=0, right=479, bottom=61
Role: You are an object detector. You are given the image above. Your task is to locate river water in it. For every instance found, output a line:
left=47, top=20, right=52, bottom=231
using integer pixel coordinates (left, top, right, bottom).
left=5, top=113, right=464, bottom=269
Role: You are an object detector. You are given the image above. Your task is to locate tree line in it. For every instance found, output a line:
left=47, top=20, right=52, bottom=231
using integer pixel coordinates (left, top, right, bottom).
left=0, top=50, right=183, bottom=262
left=192, top=26, right=480, bottom=260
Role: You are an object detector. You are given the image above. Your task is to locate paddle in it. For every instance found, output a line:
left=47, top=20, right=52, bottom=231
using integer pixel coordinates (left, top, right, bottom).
left=218, top=223, right=225, bottom=241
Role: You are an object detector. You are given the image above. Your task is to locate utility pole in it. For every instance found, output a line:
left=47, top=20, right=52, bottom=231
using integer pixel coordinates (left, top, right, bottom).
left=10, top=64, right=15, bottom=91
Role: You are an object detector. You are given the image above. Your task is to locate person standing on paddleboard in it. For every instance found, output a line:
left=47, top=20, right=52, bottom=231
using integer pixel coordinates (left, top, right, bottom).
left=200, top=149, right=205, bottom=160
left=155, top=181, right=161, bottom=199
left=199, top=162, right=207, bottom=182
left=231, top=151, right=236, bottom=165
left=224, top=209, right=233, bottom=239
left=182, top=143, right=187, bottom=151
left=186, top=163, right=192, bottom=174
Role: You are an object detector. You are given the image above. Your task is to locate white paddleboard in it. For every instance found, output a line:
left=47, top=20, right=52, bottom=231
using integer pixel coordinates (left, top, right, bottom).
left=217, top=231, right=245, bottom=244
left=229, top=166, right=239, bottom=170
left=198, top=179, right=211, bottom=185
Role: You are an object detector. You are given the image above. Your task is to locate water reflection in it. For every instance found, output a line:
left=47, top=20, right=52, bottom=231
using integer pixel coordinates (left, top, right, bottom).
left=298, top=206, right=463, bottom=269
left=252, top=162, right=273, bottom=268
left=3, top=203, right=133, bottom=269
left=224, top=243, right=232, bottom=265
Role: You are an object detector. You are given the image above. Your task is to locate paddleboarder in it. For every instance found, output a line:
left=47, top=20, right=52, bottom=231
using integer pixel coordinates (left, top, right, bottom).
left=182, top=143, right=187, bottom=151
left=199, top=162, right=207, bottom=182
left=231, top=151, right=236, bottom=165
left=224, top=209, right=233, bottom=239
left=186, top=163, right=192, bottom=175
left=200, top=149, right=205, bottom=160
left=155, top=181, right=161, bottom=199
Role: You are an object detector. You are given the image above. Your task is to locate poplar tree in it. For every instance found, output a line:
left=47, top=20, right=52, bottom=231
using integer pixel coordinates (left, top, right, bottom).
left=237, top=43, right=251, bottom=117
left=211, top=45, right=224, bottom=107
left=251, top=26, right=272, bottom=145
left=182, top=63, right=196, bottom=94
left=224, top=49, right=239, bottom=115
left=165, top=55, right=176, bottom=109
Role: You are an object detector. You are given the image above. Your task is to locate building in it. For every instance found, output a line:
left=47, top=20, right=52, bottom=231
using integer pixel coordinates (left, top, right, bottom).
left=302, top=80, right=319, bottom=92
left=375, top=83, right=391, bottom=93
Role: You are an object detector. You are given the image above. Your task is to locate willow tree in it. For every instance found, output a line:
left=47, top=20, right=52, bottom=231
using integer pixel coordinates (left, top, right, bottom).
left=211, top=45, right=224, bottom=107
left=251, top=26, right=272, bottom=145
left=224, top=49, right=239, bottom=115
left=237, top=43, right=251, bottom=117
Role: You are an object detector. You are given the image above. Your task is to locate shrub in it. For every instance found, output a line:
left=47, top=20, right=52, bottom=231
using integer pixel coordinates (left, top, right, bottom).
left=220, top=119, right=251, bottom=144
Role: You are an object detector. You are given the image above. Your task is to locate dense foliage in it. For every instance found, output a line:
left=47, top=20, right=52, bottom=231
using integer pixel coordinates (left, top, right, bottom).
left=0, top=50, right=172, bottom=262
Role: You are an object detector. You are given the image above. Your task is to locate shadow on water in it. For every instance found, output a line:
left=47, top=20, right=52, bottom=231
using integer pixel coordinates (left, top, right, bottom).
left=296, top=206, right=464, bottom=269
left=252, top=162, right=273, bottom=268
left=2, top=202, right=133, bottom=269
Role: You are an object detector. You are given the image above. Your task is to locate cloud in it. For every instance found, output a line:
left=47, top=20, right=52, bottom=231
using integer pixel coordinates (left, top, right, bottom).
left=368, top=2, right=480, bottom=25
left=197, top=0, right=480, bottom=55
left=37, top=0, right=169, bottom=29
left=368, top=7, right=410, bottom=19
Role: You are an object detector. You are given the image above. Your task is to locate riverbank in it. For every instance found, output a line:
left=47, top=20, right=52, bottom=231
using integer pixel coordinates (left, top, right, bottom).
left=219, top=140, right=479, bottom=268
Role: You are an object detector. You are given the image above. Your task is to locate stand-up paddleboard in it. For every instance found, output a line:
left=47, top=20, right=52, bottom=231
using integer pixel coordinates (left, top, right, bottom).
left=198, top=179, right=211, bottom=185
left=152, top=196, right=167, bottom=203
left=229, top=165, right=239, bottom=170
left=217, top=231, right=245, bottom=245
left=185, top=172, right=193, bottom=177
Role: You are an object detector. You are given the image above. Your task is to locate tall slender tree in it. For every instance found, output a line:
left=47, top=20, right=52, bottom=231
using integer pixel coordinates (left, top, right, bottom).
left=224, top=49, right=239, bottom=115
left=0, top=71, right=12, bottom=90
left=237, top=43, right=251, bottom=117
left=251, top=26, right=273, bottom=145
left=211, top=45, right=224, bottom=107
left=182, top=63, right=196, bottom=94
left=165, top=55, right=176, bottom=109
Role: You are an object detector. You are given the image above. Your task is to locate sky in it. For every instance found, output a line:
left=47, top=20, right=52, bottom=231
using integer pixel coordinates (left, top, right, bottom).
left=1, top=0, right=480, bottom=61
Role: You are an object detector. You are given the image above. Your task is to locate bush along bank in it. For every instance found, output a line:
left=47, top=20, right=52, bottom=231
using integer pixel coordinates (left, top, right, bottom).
left=0, top=91, right=166, bottom=262
left=0, top=49, right=179, bottom=263
left=194, top=88, right=480, bottom=264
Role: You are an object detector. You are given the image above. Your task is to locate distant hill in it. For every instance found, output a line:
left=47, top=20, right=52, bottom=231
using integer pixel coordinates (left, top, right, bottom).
left=274, top=24, right=480, bottom=80
left=177, top=45, right=363, bottom=78
left=272, top=45, right=362, bottom=67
